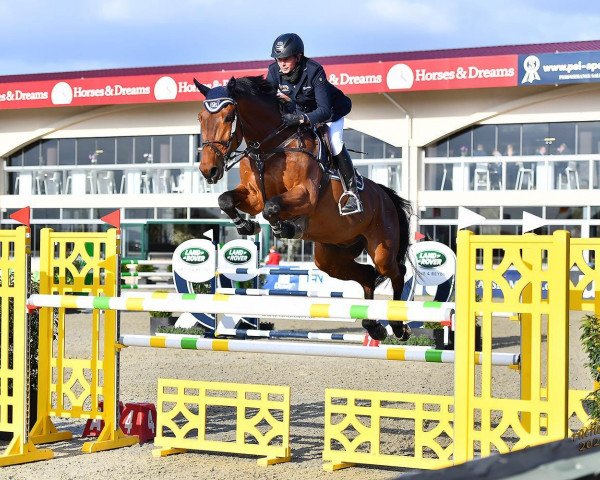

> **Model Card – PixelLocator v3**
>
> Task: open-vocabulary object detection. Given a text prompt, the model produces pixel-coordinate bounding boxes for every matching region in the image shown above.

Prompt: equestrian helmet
[271,33,304,59]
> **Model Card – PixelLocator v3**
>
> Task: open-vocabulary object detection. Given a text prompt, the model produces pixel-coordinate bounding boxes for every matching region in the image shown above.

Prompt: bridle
[200,97,242,170]
[201,95,312,171]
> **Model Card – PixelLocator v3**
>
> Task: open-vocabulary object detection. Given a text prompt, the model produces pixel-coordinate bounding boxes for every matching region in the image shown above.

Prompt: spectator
[264,245,281,265]
[474,144,487,156]
[556,142,571,155]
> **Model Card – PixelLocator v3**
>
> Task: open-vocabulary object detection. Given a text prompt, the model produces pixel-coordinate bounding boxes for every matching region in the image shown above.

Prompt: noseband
[201,97,241,168]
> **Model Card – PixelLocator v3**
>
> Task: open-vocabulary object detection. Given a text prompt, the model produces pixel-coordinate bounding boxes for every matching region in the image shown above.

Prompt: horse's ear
[193,78,210,97]
[227,76,236,94]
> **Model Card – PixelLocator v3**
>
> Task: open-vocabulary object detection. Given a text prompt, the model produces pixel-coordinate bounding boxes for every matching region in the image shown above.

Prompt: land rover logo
[416,250,446,268]
[180,248,209,264]
[224,247,251,264]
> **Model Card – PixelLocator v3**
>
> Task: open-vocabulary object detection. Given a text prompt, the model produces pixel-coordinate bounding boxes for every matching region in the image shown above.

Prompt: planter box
[150,316,177,335]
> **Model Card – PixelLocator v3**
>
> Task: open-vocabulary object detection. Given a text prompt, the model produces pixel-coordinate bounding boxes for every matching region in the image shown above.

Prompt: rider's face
[277,55,299,74]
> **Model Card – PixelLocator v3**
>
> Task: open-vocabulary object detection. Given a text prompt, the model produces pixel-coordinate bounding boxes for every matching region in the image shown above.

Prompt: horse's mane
[227,76,278,105]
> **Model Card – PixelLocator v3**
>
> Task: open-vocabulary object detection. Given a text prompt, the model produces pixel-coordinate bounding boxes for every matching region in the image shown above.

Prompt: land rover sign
[416,250,447,269]
[172,239,216,283]
[223,247,252,265]
[217,239,257,282]
[409,241,456,286]
[180,247,209,264]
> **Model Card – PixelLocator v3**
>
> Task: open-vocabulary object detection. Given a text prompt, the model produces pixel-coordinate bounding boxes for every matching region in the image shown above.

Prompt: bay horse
[194,76,412,340]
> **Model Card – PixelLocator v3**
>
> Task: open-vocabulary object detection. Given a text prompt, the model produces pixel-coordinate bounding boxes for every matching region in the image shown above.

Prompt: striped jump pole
[216,287,352,298]
[121,272,172,278]
[119,334,520,366]
[215,327,365,343]
[28,292,455,323]
[217,267,316,276]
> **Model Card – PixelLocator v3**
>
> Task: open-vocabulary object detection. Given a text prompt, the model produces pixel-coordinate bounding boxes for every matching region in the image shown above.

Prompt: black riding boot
[333,147,363,215]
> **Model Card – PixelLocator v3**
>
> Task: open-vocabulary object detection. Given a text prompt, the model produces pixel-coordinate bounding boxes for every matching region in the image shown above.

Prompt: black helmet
[271,33,304,59]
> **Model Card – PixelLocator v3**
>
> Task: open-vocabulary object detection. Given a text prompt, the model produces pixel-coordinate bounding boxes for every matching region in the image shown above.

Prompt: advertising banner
[519,51,600,86]
[0,54,519,110]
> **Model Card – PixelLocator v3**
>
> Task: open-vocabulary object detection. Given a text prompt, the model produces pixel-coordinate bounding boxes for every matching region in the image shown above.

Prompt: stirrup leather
[338,191,363,216]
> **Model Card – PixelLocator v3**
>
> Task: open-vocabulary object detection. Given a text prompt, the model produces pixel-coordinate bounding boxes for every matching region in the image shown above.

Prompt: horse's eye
[224,114,235,123]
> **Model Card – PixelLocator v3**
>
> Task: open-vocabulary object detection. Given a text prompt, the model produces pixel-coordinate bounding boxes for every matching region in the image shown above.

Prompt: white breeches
[325,117,345,156]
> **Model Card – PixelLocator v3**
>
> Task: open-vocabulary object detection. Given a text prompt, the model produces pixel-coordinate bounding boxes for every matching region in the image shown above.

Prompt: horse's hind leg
[367,238,411,341]
[313,243,387,340]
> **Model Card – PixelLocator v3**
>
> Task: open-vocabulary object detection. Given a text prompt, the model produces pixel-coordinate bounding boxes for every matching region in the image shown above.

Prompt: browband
[203,97,234,113]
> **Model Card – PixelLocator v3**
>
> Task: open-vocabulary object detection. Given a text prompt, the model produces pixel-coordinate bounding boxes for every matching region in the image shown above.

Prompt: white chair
[43,171,62,195]
[154,169,172,193]
[86,170,98,194]
[558,161,580,189]
[515,163,534,190]
[96,171,116,194]
[171,173,186,193]
[440,165,448,190]
[474,163,490,190]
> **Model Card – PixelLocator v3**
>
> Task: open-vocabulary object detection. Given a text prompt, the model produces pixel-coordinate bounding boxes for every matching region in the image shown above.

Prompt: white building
[2,39,600,257]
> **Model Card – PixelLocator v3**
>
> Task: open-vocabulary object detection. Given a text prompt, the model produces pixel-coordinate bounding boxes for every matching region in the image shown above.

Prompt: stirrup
[338,191,363,216]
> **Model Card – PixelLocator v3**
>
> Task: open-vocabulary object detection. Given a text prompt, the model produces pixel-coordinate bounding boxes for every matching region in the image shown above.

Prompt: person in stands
[266,33,361,215]
[264,245,281,266]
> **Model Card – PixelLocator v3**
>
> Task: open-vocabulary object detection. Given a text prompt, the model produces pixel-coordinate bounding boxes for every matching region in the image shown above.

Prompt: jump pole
[28,293,455,323]
[119,334,520,366]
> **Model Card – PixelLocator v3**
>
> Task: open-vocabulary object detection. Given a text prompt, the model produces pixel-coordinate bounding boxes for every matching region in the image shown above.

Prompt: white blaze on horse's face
[198,103,240,184]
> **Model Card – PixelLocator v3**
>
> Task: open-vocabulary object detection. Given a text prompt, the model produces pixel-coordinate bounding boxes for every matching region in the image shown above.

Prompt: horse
[193,75,412,340]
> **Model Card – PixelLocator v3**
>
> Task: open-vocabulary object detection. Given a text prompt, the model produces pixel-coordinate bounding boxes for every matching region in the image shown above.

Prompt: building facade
[2,40,600,257]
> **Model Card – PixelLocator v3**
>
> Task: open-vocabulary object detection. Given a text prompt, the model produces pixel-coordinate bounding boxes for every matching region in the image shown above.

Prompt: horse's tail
[375,184,413,286]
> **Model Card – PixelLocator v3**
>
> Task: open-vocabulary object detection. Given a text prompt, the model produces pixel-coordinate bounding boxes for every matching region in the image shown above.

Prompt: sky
[1,0,600,76]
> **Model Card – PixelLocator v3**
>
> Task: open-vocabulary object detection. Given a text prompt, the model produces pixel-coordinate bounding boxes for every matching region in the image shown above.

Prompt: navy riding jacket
[266,57,351,126]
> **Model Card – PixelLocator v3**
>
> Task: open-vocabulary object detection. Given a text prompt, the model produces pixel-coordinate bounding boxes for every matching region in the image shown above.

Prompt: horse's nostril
[209,167,219,180]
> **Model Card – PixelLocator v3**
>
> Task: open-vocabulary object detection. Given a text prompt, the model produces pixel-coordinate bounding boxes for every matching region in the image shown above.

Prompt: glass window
[384,143,401,159]
[363,135,383,159]
[116,137,134,164]
[425,140,448,157]
[172,135,189,163]
[157,208,187,219]
[77,138,96,165]
[448,130,471,157]
[95,208,118,219]
[9,149,23,167]
[63,209,91,219]
[135,137,152,164]
[471,206,500,219]
[58,139,76,165]
[31,208,60,219]
[344,129,362,160]
[420,207,458,219]
[472,125,496,156]
[503,206,543,219]
[41,139,59,166]
[548,123,575,155]
[96,138,116,164]
[124,208,154,219]
[577,122,600,154]
[23,142,40,166]
[154,135,171,163]
[522,124,549,155]
[498,124,521,156]
[546,206,583,219]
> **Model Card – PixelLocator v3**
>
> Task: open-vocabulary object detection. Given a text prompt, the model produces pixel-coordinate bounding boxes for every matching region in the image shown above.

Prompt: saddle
[313,125,364,191]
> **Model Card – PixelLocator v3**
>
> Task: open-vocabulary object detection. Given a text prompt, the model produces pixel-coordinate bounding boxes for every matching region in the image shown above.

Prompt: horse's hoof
[274,222,296,239]
[362,319,388,341]
[391,322,411,341]
[237,221,260,236]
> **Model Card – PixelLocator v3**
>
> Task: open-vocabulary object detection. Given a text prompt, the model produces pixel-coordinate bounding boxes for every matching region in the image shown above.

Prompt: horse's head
[194,78,244,183]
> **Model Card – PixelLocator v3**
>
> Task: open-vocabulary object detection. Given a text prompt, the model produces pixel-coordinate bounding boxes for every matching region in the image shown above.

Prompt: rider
[266,33,362,215]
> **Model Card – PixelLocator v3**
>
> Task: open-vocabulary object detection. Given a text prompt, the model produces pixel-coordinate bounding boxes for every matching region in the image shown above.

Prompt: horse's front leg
[218,184,263,236]
[262,185,315,239]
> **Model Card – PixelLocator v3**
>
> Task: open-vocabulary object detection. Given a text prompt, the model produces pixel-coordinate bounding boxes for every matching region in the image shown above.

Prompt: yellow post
[29,228,137,452]
[0,227,52,466]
